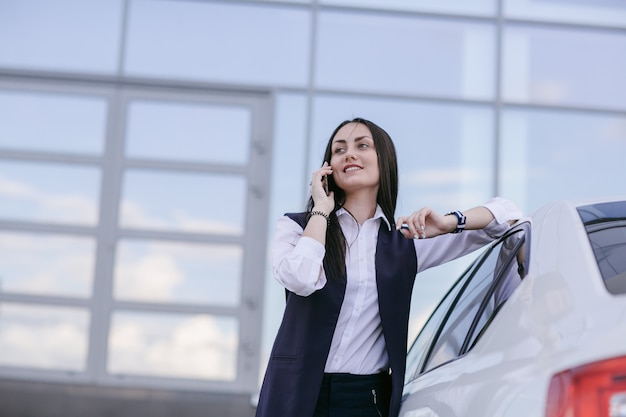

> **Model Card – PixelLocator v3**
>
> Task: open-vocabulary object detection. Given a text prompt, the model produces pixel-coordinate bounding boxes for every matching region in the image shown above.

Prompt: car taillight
[546,356,626,417]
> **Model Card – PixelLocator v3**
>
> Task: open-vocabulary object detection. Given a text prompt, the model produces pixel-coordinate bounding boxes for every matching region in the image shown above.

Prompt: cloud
[603,118,626,142]
[0,176,35,199]
[0,305,88,371]
[108,314,238,380]
[0,232,94,296]
[120,200,241,235]
[113,240,242,302]
[114,253,184,300]
[530,80,566,102]
[0,306,238,381]
[0,175,97,224]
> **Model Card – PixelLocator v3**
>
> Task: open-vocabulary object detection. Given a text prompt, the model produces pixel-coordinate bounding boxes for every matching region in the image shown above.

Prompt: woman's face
[329,122,380,194]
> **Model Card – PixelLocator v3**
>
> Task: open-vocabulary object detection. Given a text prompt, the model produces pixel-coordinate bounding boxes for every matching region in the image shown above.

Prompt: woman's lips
[343,165,362,173]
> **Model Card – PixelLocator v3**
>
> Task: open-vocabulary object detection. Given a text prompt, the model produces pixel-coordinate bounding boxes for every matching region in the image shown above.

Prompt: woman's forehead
[333,123,372,142]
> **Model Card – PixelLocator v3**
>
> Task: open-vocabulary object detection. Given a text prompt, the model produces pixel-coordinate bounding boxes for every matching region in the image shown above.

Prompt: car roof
[531,196,626,218]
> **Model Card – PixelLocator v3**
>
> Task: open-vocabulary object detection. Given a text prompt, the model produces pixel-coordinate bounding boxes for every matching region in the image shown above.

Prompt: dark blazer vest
[255,212,418,417]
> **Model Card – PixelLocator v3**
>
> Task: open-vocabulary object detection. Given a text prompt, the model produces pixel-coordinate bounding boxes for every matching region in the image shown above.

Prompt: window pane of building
[261,92,308,378]
[0,90,107,155]
[504,0,626,27]
[309,95,495,215]
[316,12,496,99]
[0,161,101,225]
[125,100,251,165]
[0,0,123,73]
[107,311,238,381]
[267,93,309,222]
[499,109,626,214]
[114,239,242,306]
[119,170,246,235]
[503,26,626,110]
[0,303,89,371]
[125,0,311,87]
[0,232,95,297]
[320,0,496,16]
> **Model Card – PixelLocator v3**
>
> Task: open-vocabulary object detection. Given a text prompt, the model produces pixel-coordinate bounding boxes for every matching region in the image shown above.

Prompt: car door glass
[464,229,528,351]
[405,267,468,383]
[423,228,528,373]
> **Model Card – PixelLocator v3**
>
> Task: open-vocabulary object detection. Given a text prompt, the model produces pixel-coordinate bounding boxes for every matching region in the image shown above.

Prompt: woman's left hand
[397,207,455,240]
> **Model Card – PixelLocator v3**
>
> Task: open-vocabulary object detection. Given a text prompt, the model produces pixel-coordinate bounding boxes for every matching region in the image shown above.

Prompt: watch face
[447,210,466,233]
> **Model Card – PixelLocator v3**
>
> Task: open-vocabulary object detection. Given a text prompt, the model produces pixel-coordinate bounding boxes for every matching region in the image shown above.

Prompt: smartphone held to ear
[322,175,330,196]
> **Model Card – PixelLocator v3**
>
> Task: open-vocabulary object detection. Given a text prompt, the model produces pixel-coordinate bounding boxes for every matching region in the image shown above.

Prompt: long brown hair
[306,118,399,279]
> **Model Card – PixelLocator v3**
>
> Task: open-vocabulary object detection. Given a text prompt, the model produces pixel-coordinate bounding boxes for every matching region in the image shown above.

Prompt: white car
[400,198,626,417]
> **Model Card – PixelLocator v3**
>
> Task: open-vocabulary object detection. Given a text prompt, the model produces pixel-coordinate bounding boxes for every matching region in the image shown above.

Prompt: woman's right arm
[272,216,327,296]
[302,161,335,245]
[274,163,335,296]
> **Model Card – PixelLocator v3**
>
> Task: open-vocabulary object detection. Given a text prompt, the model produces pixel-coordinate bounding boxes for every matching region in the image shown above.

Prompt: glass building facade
[0,0,625,414]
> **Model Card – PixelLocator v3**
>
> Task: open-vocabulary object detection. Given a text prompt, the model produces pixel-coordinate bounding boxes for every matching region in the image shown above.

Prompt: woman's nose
[344,148,358,160]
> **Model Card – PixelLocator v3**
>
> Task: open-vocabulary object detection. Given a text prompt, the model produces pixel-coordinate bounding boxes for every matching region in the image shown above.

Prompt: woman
[256,118,522,417]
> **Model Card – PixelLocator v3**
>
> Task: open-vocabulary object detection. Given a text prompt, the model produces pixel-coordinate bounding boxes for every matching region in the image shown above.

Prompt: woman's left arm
[397,197,521,239]
[397,197,523,272]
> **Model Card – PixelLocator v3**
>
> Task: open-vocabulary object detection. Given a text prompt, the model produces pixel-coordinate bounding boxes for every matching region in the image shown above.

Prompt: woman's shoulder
[284,212,308,227]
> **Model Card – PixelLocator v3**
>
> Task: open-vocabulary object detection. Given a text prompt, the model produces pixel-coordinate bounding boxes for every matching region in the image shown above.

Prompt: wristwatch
[446,210,466,234]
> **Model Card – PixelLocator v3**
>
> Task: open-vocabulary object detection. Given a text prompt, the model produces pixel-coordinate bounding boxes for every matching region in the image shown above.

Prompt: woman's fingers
[310,163,334,212]
[397,212,427,239]
[397,207,434,239]
[310,164,332,190]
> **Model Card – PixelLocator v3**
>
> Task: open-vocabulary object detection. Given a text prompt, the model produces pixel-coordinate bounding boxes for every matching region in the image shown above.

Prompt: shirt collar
[336,204,392,231]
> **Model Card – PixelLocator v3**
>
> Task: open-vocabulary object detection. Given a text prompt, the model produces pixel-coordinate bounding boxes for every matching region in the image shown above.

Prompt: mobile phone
[322,175,329,196]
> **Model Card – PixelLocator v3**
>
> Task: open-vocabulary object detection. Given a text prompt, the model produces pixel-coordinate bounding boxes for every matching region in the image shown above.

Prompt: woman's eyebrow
[332,136,372,145]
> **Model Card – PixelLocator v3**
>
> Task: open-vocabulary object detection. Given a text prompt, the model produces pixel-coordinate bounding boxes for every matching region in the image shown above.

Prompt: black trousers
[312,371,392,417]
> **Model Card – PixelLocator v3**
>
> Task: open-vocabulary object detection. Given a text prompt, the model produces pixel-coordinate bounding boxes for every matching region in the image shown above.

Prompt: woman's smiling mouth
[344,165,362,173]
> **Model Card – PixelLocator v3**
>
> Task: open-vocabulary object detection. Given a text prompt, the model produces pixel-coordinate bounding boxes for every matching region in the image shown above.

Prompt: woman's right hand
[310,162,335,214]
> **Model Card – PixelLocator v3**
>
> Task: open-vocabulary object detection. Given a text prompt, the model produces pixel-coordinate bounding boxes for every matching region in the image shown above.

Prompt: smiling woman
[256,118,522,417]
[329,123,381,197]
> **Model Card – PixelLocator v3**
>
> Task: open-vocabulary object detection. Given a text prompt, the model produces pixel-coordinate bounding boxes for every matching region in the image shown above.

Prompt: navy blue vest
[256,212,418,417]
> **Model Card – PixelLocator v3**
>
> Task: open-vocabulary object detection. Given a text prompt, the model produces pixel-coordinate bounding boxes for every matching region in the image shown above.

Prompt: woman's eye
[333,147,345,154]
[359,143,369,149]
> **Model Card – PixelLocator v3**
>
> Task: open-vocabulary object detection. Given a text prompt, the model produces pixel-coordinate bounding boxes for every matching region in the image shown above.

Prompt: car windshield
[577,200,626,295]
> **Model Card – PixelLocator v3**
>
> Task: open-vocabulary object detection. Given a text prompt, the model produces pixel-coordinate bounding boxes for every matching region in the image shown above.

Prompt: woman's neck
[343,192,377,225]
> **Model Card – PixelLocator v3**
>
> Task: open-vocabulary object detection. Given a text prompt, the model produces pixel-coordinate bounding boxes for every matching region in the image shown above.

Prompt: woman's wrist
[310,209,330,225]
[445,210,466,234]
[311,206,331,216]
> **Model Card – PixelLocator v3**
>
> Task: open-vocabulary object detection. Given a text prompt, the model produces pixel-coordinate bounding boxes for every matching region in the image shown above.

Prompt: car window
[404,264,469,384]
[463,228,528,352]
[422,226,528,373]
[577,201,626,295]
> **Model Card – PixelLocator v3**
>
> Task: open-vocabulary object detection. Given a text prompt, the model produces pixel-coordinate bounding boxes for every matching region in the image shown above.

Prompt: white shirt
[271,197,523,374]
